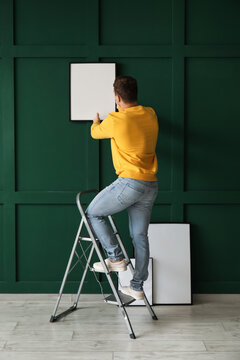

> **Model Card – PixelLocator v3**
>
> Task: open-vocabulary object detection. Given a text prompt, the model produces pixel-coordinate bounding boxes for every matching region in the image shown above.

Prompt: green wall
[0,0,240,294]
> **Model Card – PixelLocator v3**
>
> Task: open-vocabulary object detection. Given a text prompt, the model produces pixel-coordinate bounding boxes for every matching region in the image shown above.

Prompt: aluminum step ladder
[49,189,158,339]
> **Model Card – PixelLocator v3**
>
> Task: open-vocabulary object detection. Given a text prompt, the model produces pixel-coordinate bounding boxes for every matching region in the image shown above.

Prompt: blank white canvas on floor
[118,258,153,306]
[70,63,116,121]
[148,223,191,304]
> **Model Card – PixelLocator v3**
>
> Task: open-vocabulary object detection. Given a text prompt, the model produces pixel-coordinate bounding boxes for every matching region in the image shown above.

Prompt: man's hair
[113,75,138,103]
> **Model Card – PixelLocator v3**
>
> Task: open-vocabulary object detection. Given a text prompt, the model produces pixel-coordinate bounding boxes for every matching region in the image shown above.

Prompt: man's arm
[91,114,114,139]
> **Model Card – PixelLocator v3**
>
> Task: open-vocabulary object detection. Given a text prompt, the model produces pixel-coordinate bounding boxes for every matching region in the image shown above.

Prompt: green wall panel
[14,0,87,45]
[151,205,172,223]
[185,58,240,191]
[16,204,100,282]
[0,59,2,190]
[100,57,172,191]
[186,0,240,45]
[0,205,3,281]
[99,138,116,187]
[185,204,240,293]
[0,0,240,293]
[100,0,172,45]
[15,58,88,191]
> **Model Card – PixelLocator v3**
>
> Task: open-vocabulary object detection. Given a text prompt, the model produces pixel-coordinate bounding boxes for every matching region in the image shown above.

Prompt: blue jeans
[85,176,158,291]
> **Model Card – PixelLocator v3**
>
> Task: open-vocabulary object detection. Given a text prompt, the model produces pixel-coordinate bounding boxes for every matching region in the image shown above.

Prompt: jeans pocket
[117,183,145,205]
[126,182,145,194]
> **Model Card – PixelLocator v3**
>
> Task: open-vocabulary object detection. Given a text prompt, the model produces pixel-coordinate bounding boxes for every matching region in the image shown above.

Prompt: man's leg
[85,177,145,261]
[127,183,158,291]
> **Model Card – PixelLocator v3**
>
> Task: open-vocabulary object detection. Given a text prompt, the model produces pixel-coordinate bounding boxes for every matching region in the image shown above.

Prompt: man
[85,75,158,300]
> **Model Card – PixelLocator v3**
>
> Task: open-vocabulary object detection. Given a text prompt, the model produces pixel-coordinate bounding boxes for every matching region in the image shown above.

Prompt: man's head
[113,75,138,109]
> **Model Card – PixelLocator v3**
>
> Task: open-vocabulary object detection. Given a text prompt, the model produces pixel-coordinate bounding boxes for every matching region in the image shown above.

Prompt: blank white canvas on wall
[148,223,191,304]
[70,62,116,121]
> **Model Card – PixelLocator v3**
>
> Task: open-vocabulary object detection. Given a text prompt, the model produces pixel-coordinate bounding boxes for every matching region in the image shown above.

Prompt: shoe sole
[120,287,144,300]
[93,266,127,273]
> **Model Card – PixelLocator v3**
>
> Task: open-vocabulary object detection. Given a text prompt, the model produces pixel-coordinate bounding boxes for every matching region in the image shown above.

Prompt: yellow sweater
[91,105,158,181]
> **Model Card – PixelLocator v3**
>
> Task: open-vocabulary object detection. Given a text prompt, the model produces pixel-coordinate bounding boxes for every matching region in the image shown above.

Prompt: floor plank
[0,351,112,360]
[0,294,239,360]
[114,352,240,360]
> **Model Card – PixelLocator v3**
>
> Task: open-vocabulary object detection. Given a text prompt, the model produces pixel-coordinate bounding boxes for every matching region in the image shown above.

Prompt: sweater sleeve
[91,115,115,139]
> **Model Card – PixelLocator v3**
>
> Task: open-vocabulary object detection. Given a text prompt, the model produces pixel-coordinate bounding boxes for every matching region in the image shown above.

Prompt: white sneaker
[119,285,144,300]
[93,258,127,273]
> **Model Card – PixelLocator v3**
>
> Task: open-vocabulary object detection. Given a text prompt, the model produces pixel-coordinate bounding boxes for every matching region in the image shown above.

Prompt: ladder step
[104,291,136,306]
[78,236,99,242]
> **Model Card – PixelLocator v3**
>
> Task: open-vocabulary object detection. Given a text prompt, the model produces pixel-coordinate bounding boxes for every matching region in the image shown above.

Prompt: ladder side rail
[143,294,158,319]
[73,243,95,307]
[77,194,126,303]
[76,193,113,278]
[76,192,136,338]
[51,217,84,319]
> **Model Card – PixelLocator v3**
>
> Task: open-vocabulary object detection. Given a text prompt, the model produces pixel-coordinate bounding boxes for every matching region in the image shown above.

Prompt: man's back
[113,105,158,152]
[91,104,159,181]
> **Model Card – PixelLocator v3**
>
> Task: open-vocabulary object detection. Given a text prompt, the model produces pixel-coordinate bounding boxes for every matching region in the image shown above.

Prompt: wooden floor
[0,293,240,359]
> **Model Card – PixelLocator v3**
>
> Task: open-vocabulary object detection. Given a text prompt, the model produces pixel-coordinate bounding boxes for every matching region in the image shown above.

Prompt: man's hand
[93,112,100,123]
